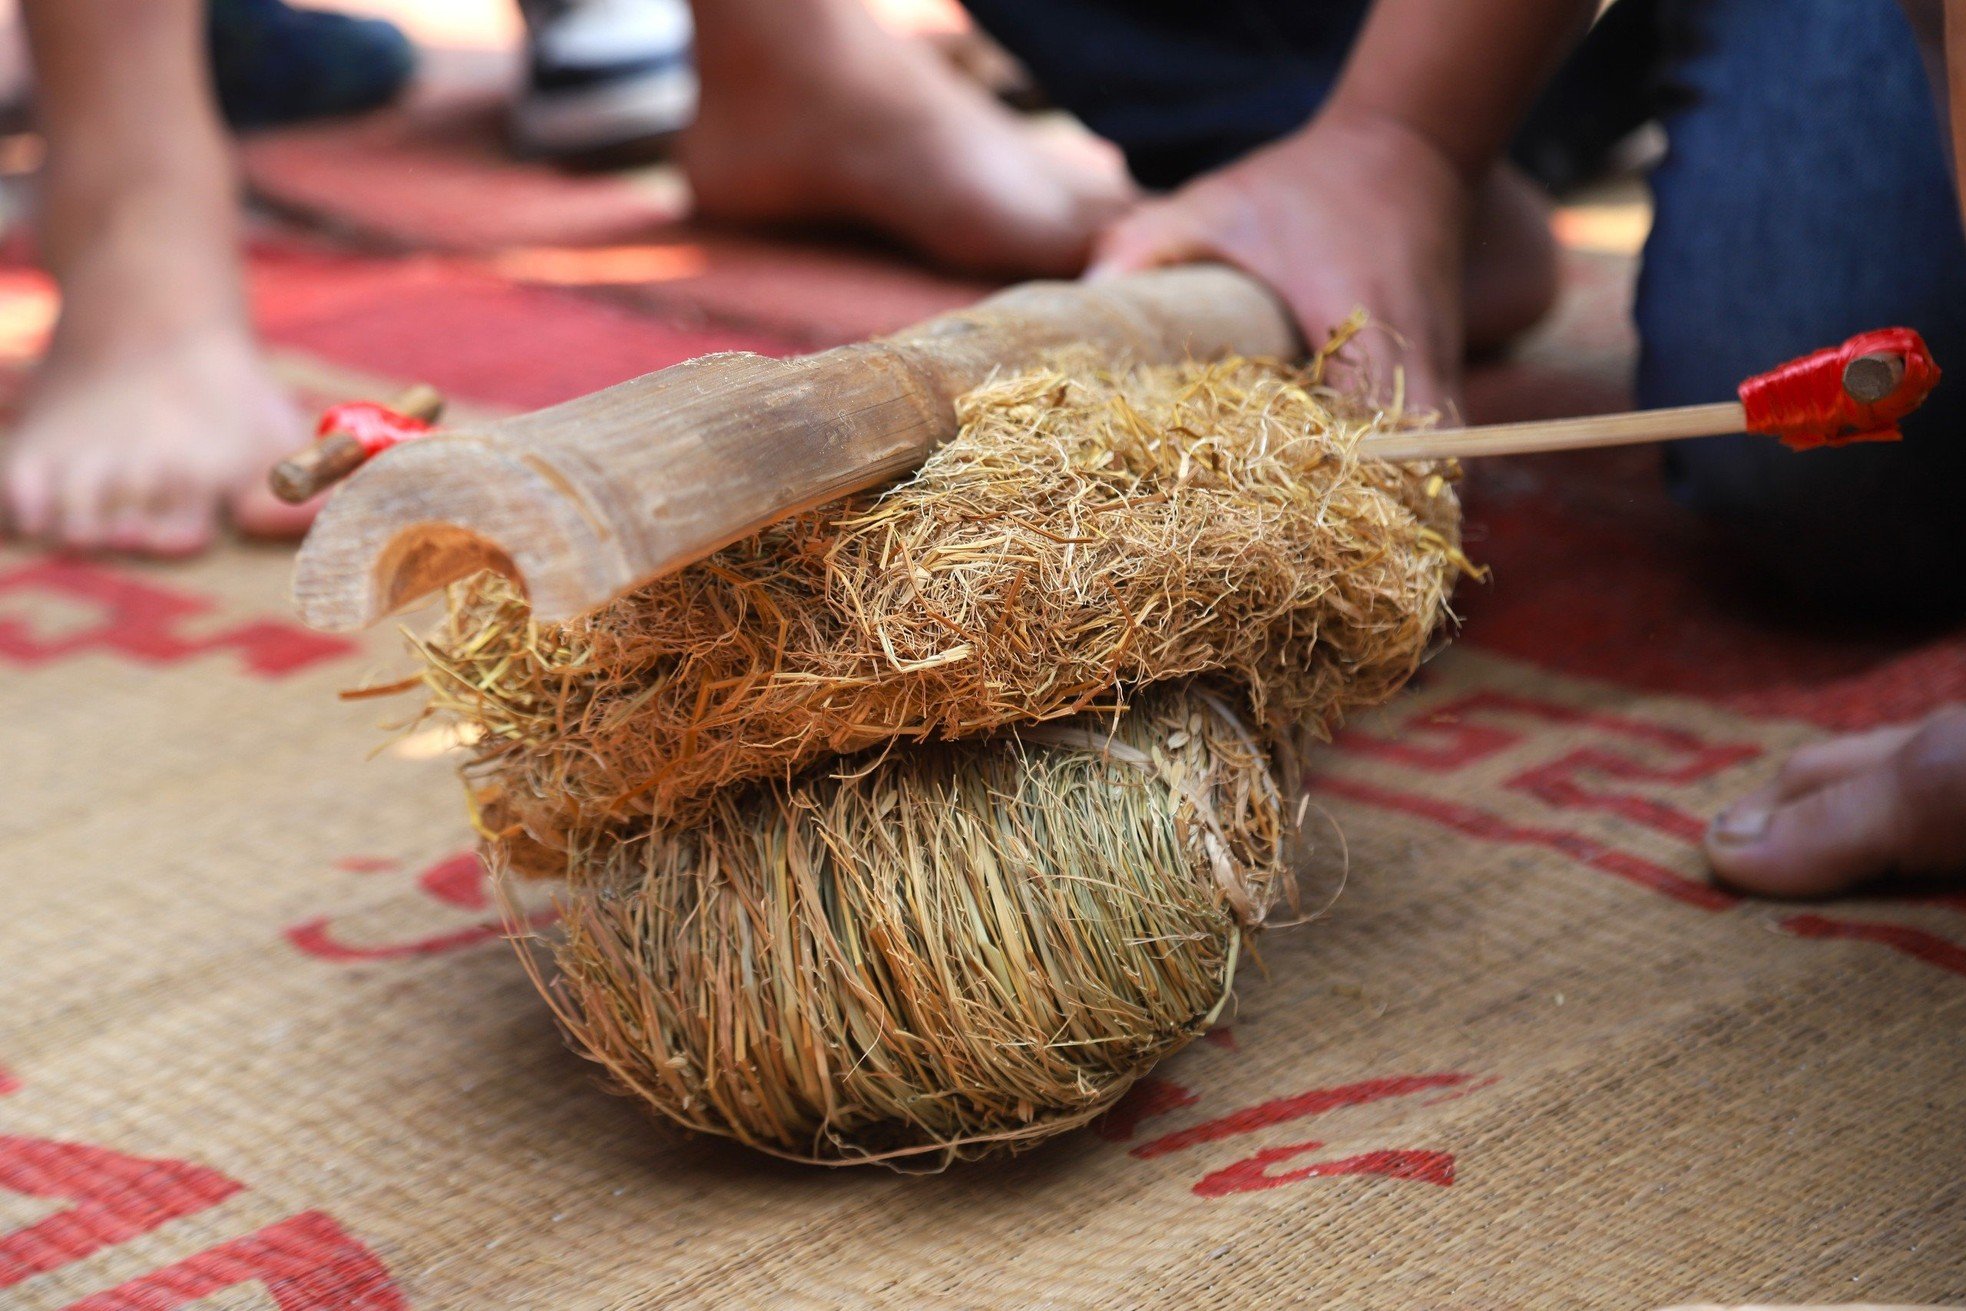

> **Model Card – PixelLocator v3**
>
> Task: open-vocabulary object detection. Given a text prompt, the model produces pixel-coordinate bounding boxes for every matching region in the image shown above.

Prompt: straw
[523,684,1291,1166]
[419,356,1471,874]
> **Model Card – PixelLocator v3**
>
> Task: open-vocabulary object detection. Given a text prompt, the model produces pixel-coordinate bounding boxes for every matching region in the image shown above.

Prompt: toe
[229,479,321,540]
[2,452,57,539]
[144,502,221,558]
[103,505,156,554]
[1706,765,1908,898]
[51,455,119,552]
[1707,711,1966,897]
[136,477,221,558]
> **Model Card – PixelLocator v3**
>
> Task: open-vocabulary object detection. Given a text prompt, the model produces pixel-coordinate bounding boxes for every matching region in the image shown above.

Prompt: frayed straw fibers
[421,355,1469,1163]
[423,357,1469,874]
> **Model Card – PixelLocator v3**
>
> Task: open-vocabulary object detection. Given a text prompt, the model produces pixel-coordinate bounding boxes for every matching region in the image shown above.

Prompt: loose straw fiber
[423,357,1470,873]
[524,684,1292,1166]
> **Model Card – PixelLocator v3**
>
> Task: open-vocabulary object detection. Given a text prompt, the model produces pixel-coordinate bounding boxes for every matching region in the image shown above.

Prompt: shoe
[208,0,416,132]
[513,0,698,159]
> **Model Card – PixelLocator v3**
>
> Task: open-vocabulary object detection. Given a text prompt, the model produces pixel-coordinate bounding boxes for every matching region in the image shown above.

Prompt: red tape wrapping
[1737,327,1940,451]
[315,401,435,458]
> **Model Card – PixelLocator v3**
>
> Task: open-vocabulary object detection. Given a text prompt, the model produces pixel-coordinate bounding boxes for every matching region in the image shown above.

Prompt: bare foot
[1705,707,1966,897]
[4,328,312,555]
[3,149,318,557]
[677,0,1136,277]
[3,219,313,556]
[5,0,314,556]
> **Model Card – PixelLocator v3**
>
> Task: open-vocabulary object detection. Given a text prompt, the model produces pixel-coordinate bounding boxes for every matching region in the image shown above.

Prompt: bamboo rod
[1362,401,1747,462]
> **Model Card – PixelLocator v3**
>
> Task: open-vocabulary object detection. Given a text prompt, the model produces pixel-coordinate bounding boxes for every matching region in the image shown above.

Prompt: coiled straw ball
[520,685,1294,1166]
[421,355,1468,1165]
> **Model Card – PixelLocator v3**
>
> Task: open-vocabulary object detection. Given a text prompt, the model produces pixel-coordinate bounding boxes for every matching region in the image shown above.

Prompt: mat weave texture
[2,134,1963,1304]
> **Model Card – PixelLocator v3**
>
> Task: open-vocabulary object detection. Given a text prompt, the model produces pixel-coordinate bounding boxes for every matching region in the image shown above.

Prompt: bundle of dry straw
[424,357,1469,874]
[531,684,1291,1165]
[417,354,1470,1164]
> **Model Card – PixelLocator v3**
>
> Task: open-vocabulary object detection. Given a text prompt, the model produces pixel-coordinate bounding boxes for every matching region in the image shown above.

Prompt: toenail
[1709,805,1771,844]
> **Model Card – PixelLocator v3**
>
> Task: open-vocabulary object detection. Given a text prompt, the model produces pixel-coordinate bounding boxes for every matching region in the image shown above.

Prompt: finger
[1324,322,1406,411]
[1707,711,1966,896]
[1342,312,1457,417]
[1771,724,1922,803]
[1085,203,1213,281]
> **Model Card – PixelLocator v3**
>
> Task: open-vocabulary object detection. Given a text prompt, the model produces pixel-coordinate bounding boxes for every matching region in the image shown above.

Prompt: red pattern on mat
[0,557,355,678]
[1106,1071,1489,1199]
[1781,911,1966,978]
[1336,690,1761,843]
[1318,775,1738,910]
[1327,690,1757,910]
[1192,1144,1456,1197]
[286,849,559,964]
[61,1210,406,1311]
[0,1136,243,1285]
[1458,449,1966,730]
[0,1088,405,1308]
[1320,691,1966,980]
[1131,1075,1472,1160]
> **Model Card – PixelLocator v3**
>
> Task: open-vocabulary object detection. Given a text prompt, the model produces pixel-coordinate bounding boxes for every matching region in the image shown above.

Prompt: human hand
[1088,109,1478,417]
[1706,707,1966,896]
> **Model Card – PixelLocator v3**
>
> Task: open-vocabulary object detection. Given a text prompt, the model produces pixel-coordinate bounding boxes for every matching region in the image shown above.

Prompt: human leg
[4,0,311,554]
[1637,0,1966,618]
[961,0,1582,354]
[675,0,1136,277]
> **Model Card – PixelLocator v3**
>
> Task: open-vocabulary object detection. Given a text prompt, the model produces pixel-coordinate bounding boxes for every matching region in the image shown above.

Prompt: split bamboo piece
[292,265,1296,632]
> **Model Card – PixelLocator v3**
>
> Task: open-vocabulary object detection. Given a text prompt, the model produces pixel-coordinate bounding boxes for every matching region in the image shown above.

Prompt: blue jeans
[961,0,1966,616]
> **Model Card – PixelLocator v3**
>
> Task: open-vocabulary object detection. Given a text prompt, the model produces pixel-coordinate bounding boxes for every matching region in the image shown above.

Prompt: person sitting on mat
[0,0,1133,558]
[0,0,1960,895]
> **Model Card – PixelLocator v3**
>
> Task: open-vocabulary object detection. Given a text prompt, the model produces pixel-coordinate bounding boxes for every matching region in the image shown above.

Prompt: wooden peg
[270,384,446,505]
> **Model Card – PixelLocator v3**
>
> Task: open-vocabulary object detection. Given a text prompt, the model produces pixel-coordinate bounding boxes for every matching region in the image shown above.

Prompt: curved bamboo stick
[292,265,1296,632]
